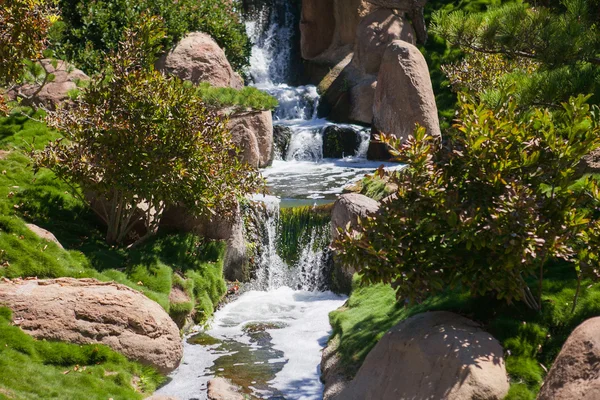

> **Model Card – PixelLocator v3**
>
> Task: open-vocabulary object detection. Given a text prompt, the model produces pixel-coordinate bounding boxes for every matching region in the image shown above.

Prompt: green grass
[0,307,162,399]
[330,262,600,398]
[196,82,278,111]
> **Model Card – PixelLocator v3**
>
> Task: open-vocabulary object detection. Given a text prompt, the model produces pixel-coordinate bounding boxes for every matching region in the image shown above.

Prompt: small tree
[32,19,262,245]
[333,93,600,311]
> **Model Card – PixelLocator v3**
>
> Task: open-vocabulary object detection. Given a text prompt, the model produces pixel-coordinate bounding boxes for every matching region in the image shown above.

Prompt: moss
[197,83,278,111]
[0,307,162,399]
[330,262,600,398]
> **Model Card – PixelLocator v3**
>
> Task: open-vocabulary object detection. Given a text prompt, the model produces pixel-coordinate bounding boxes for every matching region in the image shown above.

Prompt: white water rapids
[156,1,399,398]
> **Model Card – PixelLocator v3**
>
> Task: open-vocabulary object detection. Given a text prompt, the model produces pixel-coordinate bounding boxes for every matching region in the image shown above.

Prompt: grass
[330,262,600,399]
[196,82,278,111]
[0,307,162,399]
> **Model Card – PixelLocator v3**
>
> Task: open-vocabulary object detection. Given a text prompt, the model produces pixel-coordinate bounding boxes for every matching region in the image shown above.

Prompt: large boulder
[227,110,274,168]
[0,278,182,374]
[334,311,510,400]
[353,9,416,75]
[331,193,380,241]
[9,59,88,109]
[538,316,600,399]
[348,75,377,124]
[157,32,243,89]
[365,0,428,44]
[300,0,336,60]
[330,193,380,292]
[369,40,441,160]
[25,223,63,249]
[322,126,363,158]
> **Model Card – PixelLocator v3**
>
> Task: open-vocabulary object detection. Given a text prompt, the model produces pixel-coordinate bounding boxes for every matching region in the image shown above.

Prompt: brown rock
[9,59,88,109]
[25,223,63,249]
[335,311,510,400]
[370,40,441,159]
[353,9,416,75]
[207,377,244,400]
[538,316,600,400]
[146,396,180,400]
[300,0,336,60]
[227,110,274,168]
[0,278,182,374]
[349,75,377,124]
[157,32,243,89]
[364,0,428,43]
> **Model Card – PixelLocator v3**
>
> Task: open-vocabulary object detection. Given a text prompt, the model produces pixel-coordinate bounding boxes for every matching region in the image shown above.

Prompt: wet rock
[157,32,243,89]
[8,59,88,109]
[273,125,292,159]
[0,278,182,374]
[370,40,441,160]
[334,311,509,400]
[322,126,363,158]
[538,316,600,400]
[207,377,245,400]
[25,223,63,249]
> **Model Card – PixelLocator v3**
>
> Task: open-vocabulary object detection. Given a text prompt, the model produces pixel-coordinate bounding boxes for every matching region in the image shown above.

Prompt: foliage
[52,0,251,74]
[0,0,52,86]
[0,306,162,399]
[431,0,600,106]
[330,264,600,398]
[0,110,227,324]
[333,93,600,311]
[197,83,278,111]
[33,22,262,245]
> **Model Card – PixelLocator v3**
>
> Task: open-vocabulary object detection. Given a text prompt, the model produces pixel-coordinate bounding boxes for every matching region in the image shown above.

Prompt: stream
[156,1,397,398]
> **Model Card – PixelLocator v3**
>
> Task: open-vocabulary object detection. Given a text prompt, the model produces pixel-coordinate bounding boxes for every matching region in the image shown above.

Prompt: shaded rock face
[538,317,600,400]
[157,32,243,89]
[9,59,88,109]
[369,40,441,159]
[300,0,336,59]
[227,110,274,168]
[349,75,377,124]
[330,193,380,292]
[273,125,292,159]
[207,377,245,400]
[334,311,510,400]
[322,126,363,158]
[365,0,428,44]
[0,278,182,374]
[321,335,351,400]
[353,9,416,75]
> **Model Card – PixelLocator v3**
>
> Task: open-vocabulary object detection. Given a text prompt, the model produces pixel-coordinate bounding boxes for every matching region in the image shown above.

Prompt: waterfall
[249,195,332,292]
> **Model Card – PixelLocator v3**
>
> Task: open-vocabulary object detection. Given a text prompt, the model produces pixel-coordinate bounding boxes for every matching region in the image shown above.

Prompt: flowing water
[156,2,399,398]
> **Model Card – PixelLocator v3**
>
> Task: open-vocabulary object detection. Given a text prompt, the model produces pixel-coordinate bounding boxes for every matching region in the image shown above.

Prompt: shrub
[52,0,251,74]
[333,93,600,311]
[32,20,262,245]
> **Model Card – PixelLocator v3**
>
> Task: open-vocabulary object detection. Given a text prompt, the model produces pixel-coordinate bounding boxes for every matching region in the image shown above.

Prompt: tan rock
[331,193,380,242]
[321,335,351,400]
[9,59,88,109]
[207,377,244,400]
[331,193,380,292]
[25,223,63,249]
[157,32,243,89]
[353,9,416,75]
[0,278,182,374]
[365,0,428,43]
[227,110,274,168]
[300,0,336,60]
[335,311,510,400]
[146,396,180,400]
[370,40,441,159]
[538,316,600,400]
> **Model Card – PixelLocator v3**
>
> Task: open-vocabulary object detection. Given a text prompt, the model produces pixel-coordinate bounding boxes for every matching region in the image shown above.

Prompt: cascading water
[156,2,395,399]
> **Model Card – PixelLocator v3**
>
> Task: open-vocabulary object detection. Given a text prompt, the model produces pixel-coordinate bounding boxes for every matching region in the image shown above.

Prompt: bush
[52,0,251,74]
[33,21,261,245]
[333,93,600,311]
